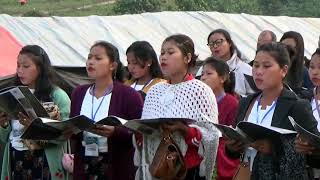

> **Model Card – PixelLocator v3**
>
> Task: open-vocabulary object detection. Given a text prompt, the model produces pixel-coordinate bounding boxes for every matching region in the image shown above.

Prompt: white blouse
[310,97,320,177]
[80,87,112,154]
[244,98,277,170]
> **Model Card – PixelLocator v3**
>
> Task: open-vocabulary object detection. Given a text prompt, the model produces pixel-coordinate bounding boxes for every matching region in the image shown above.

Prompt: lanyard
[91,84,113,121]
[216,92,226,103]
[256,95,277,124]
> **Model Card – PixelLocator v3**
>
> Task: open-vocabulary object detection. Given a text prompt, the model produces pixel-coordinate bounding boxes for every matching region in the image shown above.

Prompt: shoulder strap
[313,87,320,120]
[243,96,259,122]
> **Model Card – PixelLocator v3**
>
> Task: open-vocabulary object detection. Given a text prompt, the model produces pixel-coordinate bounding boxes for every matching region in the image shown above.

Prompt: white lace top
[134,79,219,179]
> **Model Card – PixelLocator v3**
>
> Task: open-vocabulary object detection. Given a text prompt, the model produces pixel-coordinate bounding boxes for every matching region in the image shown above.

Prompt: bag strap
[62,140,71,154]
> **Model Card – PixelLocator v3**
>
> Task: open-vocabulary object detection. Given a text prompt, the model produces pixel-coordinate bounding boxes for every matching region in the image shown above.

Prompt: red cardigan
[216,94,240,180]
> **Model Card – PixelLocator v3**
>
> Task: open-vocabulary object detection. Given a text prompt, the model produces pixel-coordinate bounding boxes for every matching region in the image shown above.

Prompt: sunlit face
[126,52,150,80]
[86,45,115,79]
[309,54,320,86]
[159,40,188,79]
[208,33,231,60]
[200,64,224,92]
[16,54,39,88]
[253,51,287,91]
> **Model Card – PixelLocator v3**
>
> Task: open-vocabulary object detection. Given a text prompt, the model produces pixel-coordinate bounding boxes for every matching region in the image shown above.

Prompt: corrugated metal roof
[0,11,319,67]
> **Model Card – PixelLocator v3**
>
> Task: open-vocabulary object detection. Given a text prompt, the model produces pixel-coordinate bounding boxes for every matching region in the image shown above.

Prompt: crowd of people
[0,29,319,180]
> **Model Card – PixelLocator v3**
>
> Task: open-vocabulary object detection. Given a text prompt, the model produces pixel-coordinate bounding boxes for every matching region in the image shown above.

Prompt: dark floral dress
[10,146,51,180]
[83,153,109,180]
[251,135,310,180]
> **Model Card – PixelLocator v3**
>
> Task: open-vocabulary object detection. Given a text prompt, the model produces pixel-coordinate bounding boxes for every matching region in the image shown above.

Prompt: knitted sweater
[134,79,219,179]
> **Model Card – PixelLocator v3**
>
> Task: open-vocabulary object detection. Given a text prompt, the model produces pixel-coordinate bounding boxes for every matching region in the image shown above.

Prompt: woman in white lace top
[134,34,219,180]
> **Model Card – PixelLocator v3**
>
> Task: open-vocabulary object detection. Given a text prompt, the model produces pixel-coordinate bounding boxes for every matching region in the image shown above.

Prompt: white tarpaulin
[0,11,319,66]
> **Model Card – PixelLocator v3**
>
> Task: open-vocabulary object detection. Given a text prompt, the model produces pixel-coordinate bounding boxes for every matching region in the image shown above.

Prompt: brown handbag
[232,161,251,180]
[149,130,187,180]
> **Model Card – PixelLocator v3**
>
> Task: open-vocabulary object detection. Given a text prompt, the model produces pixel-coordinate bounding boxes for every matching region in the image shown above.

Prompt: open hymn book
[289,116,320,149]
[0,86,50,120]
[213,120,296,144]
[21,115,196,140]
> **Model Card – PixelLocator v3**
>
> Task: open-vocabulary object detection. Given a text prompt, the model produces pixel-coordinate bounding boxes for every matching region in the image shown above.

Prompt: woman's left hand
[162,122,188,136]
[251,139,273,155]
[91,125,115,137]
[18,112,32,126]
[294,134,318,155]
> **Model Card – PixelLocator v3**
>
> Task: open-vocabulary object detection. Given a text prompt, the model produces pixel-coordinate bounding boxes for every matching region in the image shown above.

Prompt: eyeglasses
[207,39,226,48]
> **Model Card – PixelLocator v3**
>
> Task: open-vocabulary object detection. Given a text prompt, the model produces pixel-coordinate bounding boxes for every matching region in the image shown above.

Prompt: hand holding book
[161,121,189,136]
[294,134,316,155]
[0,112,9,128]
[91,125,115,137]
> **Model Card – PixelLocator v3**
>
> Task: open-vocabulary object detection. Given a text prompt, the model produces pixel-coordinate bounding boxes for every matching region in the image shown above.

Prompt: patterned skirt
[10,146,52,180]
[84,153,109,180]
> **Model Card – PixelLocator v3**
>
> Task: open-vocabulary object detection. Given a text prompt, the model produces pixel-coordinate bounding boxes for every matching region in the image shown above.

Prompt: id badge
[84,136,99,157]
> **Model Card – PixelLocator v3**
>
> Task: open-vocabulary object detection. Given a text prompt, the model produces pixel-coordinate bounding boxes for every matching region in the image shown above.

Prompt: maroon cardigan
[70,82,143,180]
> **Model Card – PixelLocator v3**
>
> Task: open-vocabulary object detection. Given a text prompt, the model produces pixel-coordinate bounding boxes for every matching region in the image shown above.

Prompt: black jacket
[226,88,320,167]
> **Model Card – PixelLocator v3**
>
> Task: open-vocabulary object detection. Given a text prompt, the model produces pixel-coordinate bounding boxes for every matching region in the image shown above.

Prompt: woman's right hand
[225,138,246,153]
[0,112,9,128]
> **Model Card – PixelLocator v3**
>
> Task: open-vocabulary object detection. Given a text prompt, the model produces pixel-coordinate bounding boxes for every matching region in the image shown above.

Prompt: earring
[147,64,151,67]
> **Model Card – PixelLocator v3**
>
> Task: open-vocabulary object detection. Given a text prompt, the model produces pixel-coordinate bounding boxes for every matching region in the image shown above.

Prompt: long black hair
[203,57,235,94]
[126,41,162,79]
[280,31,304,89]
[14,45,56,102]
[90,41,124,83]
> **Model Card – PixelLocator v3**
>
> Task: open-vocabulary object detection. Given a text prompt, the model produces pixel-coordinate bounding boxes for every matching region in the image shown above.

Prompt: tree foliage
[113,0,320,17]
[113,0,162,14]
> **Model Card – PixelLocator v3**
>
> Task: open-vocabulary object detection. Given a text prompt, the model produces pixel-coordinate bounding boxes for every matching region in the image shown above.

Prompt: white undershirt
[130,79,154,91]
[131,83,144,91]
[80,88,112,153]
[9,88,35,151]
[244,99,276,170]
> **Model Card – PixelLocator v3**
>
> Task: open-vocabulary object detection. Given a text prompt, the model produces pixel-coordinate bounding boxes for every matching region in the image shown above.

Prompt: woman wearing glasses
[207,29,255,97]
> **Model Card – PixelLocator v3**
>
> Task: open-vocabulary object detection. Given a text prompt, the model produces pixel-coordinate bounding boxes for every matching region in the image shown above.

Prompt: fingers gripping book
[289,116,320,149]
